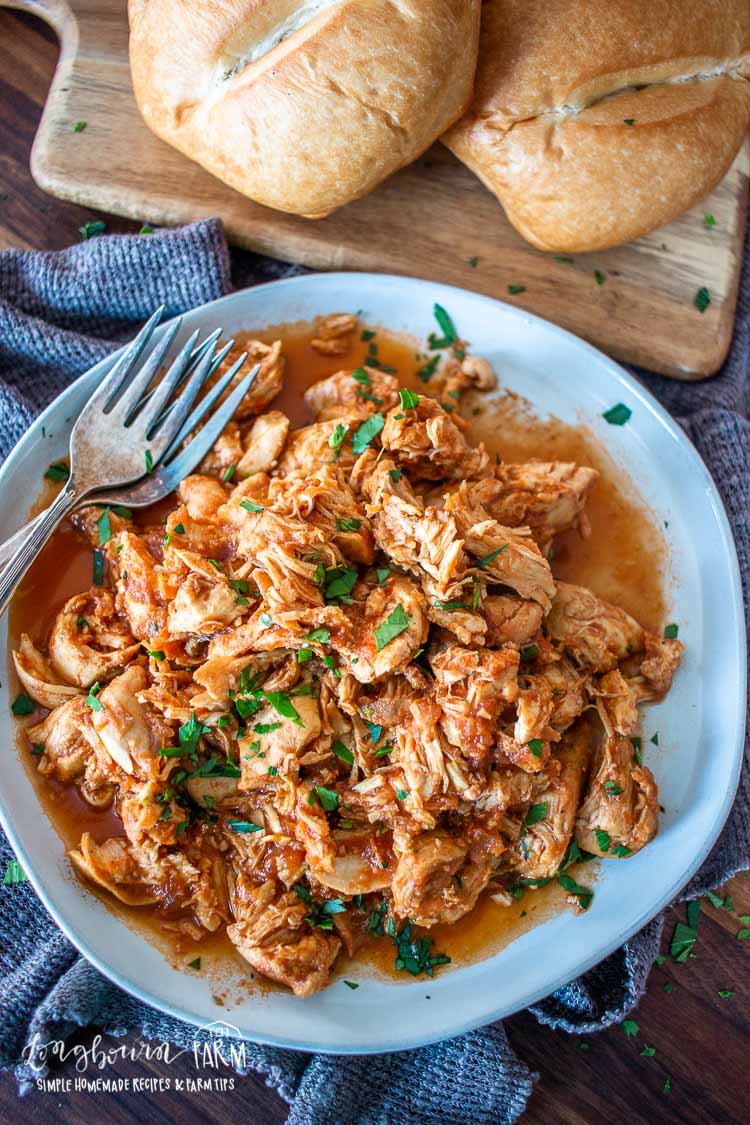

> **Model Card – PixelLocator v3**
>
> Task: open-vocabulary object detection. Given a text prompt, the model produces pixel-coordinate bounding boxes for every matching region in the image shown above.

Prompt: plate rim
[0,270,745,1055]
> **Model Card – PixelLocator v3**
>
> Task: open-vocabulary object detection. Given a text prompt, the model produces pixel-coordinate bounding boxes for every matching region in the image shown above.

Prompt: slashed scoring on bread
[128,0,481,218]
[443,0,750,251]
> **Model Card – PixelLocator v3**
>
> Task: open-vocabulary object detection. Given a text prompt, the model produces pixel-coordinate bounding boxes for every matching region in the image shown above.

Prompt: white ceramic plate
[0,273,745,1053]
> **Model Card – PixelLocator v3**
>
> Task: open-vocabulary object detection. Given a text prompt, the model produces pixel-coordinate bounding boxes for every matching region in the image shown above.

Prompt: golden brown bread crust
[443,0,750,252]
[128,0,481,219]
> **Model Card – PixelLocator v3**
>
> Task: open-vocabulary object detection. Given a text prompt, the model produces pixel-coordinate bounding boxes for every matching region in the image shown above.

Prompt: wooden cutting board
[6,0,749,379]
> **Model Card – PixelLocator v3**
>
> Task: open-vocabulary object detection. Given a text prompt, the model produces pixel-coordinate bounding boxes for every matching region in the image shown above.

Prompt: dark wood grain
[0,9,749,1123]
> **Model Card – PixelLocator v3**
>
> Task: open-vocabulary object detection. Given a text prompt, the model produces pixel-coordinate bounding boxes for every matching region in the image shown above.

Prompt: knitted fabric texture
[0,219,747,1124]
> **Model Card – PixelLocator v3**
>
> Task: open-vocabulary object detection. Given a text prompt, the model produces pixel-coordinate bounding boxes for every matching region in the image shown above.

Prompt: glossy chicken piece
[394,695,485,807]
[465,461,598,548]
[483,595,544,646]
[312,827,392,896]
[304,367,400,420]
[381,394,489,480]
[575,730,658,858]
[166,549,244,637]
[69,833,162,906]
[177,474,228,522]
[48,588,141,688]
[267,465,374,566]
[198,420,245,476]
[309,312,358,356]
[546,582,644,671]
[236,410,290,478]
[90,665,163,776]
[431,641,519,768]
[231,339,283,420]
[238,696,321,788]
[28,696,97,783]
[226,878,340,997]
[113,532,168,642]
[635,634,684,700]
[507,719,593,880]
[275,413,362,478]
[338,574,428,684]
[12,633,82,709]
[391,830,492,926]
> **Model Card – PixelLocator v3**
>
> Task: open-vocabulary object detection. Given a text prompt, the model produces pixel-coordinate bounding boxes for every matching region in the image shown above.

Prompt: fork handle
[0,511,44,570]
[0,486,80,618]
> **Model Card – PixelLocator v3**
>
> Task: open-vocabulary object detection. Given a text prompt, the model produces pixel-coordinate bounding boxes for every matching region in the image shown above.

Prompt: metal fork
[0,309,257,617]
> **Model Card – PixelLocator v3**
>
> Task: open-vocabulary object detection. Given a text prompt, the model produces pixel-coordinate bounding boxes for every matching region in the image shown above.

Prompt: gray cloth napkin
[0,219,747,1123]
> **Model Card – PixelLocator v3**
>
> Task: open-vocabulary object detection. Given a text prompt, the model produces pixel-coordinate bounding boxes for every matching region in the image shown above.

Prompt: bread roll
[443,0,750,252]
[129,0,481,219]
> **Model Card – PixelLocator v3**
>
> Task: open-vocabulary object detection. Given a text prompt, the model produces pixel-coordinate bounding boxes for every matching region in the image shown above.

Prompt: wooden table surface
[1,10,748,1124]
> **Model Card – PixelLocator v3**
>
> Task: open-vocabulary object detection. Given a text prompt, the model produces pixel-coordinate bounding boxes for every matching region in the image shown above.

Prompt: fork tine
[82,306,165,416]
[146,341,223,451]
[130,327,201,432]
[162,353,253,462]
[106,317,184,424]
[162,362,259,481]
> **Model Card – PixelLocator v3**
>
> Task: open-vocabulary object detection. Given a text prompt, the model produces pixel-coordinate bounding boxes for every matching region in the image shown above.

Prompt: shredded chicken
[11,313,681,997]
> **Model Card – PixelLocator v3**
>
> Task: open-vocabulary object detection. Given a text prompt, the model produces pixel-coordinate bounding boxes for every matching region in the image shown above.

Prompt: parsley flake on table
[640,1045,656,1057]
[374,604,411,651]
[621,1019,639,1039]
[351,413,384,454]
[79,220,106,240]
[602,402,632,426]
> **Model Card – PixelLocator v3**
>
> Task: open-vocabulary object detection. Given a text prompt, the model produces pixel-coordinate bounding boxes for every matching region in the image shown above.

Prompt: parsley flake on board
[602,402,632,426]
[669,901,700,961]
[44,461,69,483]
[623,118,635,126]
[468,256,478,268]
[555,256,575,264]
[351,413,384,454]
[694,286,711,314]
[3,860,28,885]
[374,604,411,651]
[508,284,526,295]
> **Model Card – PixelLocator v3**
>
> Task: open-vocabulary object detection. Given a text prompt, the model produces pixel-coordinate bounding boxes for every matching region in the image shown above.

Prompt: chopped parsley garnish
[11,692,35,717]
[351,368,370,385]
[147,649,166,661]
[602,403,632,426]
[332,741,354,765]
[336,517,362,532]
[434,598,466,612]
[260,611,273,627]
[361,329,376,342]
[315,785,339,812]
[3,860,28,885]
[187,957,201,970]
[329,422,350,460]
[307,627,331,644]
[640,1045,656,1057]
[351,413,384,455]
[428,303,458,349]
[173,522,185,535]
[297,648,312,664]
[392,918,451,977]
[663,1077,671,1095]
[718,990,734,999]
[267,766,278,777]
[230,578,250,598]
[97,507,112,545]
[508,284,526,295]
[366,720,383,743]
[416,354,440,383]
[612,844,632,858]
[670,901,700,961]
[343,980,359,990]
[85,682,104,711]
[223,464,236,482]
[520,644,538,661]
[475,544,508,568]
[376,567,391,585]
[694,286,711,314]
[395,790,409,801]
[557,872,593,910]
[399,387,420,411]
[92,549,105,586]
[144,448,153,473]
[228,820,262,834]
[265,690,303,727]
[240,499,264,514]
[632,736,642,764]
[528,738,543,758]
[595,828,611,852]
[663,623,679,639]
[324,565,358,604]
[374,604,411,651]
[705,890,733,911]
[79,220,106,240]
[623,118,635,126]
[44,461,69,483]
[254,721,281,734]
[621,1019,639,1038]
[524,802,548,827]
[604,780,624,795]
[179,712,211,757]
